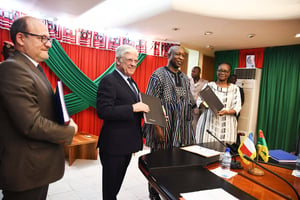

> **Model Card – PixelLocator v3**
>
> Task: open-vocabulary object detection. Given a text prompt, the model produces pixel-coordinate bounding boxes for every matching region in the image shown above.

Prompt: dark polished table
[139,142,300,200]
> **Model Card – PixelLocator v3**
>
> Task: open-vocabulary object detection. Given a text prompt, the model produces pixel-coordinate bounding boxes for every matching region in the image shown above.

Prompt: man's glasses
[20,31,52,44]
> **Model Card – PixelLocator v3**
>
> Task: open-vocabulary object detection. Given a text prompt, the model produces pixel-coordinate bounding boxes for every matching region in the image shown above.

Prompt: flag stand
[248,156,264,176]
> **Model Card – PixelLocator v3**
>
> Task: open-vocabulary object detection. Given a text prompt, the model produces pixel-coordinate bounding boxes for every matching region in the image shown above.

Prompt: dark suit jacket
[96,70,143,155]
[0,52,74,191]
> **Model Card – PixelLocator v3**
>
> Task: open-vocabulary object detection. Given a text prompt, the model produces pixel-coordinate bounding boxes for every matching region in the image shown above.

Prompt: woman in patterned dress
[196,62,242,144]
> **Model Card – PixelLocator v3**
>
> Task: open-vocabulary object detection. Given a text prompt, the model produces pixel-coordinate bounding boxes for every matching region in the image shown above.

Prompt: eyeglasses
[20,31,52,44]
[217,70,230,73]
[123,57,139,64]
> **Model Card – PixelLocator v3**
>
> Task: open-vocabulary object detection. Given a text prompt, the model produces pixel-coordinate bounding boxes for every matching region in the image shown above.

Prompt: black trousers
[100,150,131,200]
[2,185,49,200]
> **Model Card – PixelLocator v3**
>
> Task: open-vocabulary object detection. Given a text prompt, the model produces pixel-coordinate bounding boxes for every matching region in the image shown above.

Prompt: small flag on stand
[257,129,269,163]
[238,132,257,165]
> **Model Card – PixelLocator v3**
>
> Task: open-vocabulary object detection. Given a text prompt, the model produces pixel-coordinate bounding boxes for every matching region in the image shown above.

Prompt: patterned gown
[143,67,196,150]
[195,82,241,144]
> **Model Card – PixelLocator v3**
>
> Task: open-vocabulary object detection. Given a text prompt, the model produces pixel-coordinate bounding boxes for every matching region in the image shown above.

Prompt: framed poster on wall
[246,55,255,68]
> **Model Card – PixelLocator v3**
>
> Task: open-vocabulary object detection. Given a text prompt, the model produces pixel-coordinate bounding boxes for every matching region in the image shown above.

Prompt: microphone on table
[243,155,300,200]
[206,130,243,169]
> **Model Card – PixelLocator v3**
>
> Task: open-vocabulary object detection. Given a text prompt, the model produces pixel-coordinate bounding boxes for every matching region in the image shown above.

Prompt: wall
[185,48,199,78]
[202,55,215,81]
[183,47,215,81]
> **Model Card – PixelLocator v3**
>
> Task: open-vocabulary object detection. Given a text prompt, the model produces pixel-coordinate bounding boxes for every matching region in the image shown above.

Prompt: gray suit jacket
[0,51,74,191]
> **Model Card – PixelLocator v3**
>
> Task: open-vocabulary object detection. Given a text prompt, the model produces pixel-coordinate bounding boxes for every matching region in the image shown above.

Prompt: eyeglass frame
[20,31,52,44]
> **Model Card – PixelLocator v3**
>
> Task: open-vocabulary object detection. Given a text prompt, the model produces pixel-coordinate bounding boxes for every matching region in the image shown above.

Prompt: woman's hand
[218,109,236,116]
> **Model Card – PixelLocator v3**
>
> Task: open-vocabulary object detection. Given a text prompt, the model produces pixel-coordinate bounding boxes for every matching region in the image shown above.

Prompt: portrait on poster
[246,55,255,68]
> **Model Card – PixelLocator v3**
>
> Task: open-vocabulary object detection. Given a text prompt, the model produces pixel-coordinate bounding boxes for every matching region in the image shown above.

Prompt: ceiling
[3,0,300,56]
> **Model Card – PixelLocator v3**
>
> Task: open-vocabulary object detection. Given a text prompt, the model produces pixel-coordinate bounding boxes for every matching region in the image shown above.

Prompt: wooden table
[207,159,300,200]
[64,132,99,166]
[139,145,300,200]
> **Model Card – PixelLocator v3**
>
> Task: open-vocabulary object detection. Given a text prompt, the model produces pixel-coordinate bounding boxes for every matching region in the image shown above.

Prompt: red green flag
[257,130,269,163]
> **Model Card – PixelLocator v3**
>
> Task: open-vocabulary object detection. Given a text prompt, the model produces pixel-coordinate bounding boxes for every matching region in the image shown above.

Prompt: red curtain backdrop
[0,28,168,135]
[238,48,265,68]
[43,43,116,136]
[132,55,168,93]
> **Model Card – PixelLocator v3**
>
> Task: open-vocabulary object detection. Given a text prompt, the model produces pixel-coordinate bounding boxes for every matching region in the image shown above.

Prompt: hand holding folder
[199,86,224,115]
[139,93,166,127]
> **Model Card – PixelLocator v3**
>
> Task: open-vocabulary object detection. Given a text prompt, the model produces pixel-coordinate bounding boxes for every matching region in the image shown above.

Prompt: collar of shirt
[115,68,130,81]
[20,52,39,67]
[115,68,132,84]
[115,68,139,92]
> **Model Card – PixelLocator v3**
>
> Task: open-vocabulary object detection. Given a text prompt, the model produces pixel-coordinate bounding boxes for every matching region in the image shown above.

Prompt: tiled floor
[0,146,151,200]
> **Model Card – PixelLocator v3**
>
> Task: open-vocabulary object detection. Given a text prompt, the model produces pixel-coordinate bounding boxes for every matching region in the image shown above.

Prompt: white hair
[115,45,138,58]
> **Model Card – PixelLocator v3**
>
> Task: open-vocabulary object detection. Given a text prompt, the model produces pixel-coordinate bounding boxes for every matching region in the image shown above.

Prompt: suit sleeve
[0,61,74,144]
[96,75,135,121]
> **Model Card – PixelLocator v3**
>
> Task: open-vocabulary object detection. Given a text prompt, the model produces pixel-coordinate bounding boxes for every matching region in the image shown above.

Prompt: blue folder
[269,149,297,163]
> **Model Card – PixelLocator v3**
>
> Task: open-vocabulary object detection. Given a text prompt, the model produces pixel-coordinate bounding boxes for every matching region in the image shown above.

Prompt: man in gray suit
[0,16,78,200]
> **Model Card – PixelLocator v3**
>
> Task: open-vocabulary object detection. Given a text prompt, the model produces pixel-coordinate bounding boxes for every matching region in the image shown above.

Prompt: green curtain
[256,45,300,152]
[214,50,239,80]
[45,39,147,115]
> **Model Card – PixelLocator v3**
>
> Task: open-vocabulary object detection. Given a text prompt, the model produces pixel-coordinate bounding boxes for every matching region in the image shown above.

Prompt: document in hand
[139,93,166,127]
[55,81,70,125]
[200,85,224,115]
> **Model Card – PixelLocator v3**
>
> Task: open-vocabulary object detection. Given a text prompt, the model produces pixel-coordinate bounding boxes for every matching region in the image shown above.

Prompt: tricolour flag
[78,29,92,46]
[238,132,257,165]
[46,20,62,41]
[151,41,160,56]
[160,42,178,57]
[62,27,77,44]
[0,9,21,30]
[93,32,106,49]
[107,36,121,50]
[257,129,269,163]
[135,39,147,53]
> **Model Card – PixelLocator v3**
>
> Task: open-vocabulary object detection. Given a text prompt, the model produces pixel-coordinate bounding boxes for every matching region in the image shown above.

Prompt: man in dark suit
[96,45,149,200]
[0,16,78,200]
